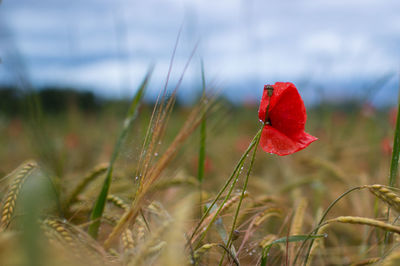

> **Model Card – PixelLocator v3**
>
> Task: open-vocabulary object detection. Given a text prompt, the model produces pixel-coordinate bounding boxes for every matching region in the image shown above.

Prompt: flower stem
[188,127,263,246]
[294,186,364,265]
[389,90,400,187]
[384,90,400,246]
[219,126,262,265]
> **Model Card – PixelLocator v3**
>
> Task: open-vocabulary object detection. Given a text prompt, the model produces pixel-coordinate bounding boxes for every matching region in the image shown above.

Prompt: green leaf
[197,59,206,184]
[88,67,153,239]
[389,90,400,187]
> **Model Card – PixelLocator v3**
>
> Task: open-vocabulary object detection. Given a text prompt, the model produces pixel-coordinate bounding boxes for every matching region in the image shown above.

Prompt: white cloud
[1,0,399,103]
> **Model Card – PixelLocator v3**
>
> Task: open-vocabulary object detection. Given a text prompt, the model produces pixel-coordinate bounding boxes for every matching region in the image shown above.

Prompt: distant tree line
[0,87,101,116]
[0,86,382,117]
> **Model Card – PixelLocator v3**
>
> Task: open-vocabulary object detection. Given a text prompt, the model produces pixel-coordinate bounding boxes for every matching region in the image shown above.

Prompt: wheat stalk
[366,184,400,213]
[121,229,134,251]
[127,221,170,265]
[254,207,282,227]
[104,100,212,248]
[326,216,400,234]
[0,160,37,230]
[290,197,307,265]
[43,218,110,265]
[381,247,400,266]
[107,194,129,211]
[42,219,75,245]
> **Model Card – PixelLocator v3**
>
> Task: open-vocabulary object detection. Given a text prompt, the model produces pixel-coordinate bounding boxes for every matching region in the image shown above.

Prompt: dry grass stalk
[160,195,194,266]
[298,157,347,183]
[149,175,198,192]
[127,221,170,265]
[135,38,199,189]
[252,195,277,206]
[367,184,400,213]
[289,197,307,265]
[0,160,37,230]
[349,257,380,265]
[381,247,400,266]
[105,100,213,248]
[326,216,400,234]
[253,207,282,227]
[291,198,307,235]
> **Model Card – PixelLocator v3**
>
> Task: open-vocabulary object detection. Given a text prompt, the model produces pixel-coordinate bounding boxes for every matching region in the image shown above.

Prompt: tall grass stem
[88,68,152,239]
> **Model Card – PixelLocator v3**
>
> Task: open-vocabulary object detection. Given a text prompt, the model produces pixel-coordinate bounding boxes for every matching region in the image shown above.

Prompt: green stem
[294,186,363,265]
[88,69,151,239]
[384,91,400,245]
[389,91,400,187]
[219,126,262,265]
[198,60,207,217]
[195,161,244,249]
[189,127,263,244]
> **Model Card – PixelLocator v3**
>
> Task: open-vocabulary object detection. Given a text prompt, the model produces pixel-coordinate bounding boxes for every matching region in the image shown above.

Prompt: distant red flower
[192,155,213,174]
[64,133,80,150]
[389,107,398,128]
[381,137,393,156]
[258,82,317,156]
[361,102,376,118]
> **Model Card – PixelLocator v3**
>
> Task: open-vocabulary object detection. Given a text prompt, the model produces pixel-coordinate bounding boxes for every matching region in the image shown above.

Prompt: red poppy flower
[258,82,317,156]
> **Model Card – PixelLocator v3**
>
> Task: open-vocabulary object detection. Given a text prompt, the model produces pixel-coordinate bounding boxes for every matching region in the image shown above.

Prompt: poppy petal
[269,83,307,138]
[268,82,296,111]
[260,125,301,156]
[258,88,270,122]
[293,131,318,149]
[260,126,316,156]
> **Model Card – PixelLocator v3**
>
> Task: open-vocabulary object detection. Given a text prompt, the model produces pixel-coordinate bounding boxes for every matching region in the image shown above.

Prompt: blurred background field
[0,87,398,265]
[0,87,396,182]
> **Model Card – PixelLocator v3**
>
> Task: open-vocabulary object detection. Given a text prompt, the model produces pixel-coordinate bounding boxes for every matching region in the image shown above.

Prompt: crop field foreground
[0,85,399,266]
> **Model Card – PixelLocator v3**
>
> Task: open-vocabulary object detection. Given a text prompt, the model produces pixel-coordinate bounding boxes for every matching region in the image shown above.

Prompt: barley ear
[0,160,38,230]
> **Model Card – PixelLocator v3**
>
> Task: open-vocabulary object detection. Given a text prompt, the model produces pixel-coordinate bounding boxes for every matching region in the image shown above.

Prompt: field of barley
[0,80,400,266]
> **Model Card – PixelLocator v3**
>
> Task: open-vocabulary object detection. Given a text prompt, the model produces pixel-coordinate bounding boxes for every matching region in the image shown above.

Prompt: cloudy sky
[1,0,399,104]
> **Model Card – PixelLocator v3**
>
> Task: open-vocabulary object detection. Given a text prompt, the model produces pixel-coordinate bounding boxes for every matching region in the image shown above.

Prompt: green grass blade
[88,67,153,239]
[298,186,363,265]
[389,90,400,187]
[384,89,400,247]
[219,127,262,265]
[197,60,207,184]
